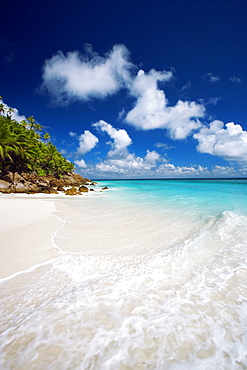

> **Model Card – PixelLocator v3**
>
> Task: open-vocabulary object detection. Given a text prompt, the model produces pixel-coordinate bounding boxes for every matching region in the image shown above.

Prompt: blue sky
[1,0,247,178]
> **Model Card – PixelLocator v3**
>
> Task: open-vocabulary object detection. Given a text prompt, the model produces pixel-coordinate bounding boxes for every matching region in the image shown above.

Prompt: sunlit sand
[0,197,62,278]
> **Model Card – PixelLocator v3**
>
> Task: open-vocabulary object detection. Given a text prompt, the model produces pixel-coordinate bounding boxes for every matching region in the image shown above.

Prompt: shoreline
[0,196,63,278]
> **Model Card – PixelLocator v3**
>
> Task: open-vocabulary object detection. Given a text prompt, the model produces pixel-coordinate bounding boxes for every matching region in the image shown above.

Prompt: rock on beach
[0,172,94,195]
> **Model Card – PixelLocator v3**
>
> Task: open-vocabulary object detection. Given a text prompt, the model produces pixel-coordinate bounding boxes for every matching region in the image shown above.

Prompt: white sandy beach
[0,196,62,278]
[1,181,247,369]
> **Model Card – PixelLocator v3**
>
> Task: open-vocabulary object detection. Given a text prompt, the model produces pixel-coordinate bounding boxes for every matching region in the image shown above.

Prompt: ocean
[1,179,247,369]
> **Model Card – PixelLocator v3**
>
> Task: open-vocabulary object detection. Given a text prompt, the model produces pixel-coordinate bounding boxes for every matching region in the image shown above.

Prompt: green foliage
[0,110,75,176]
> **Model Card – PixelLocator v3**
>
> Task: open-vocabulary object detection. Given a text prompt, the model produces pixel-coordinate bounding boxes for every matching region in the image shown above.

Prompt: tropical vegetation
[0,97,75,177]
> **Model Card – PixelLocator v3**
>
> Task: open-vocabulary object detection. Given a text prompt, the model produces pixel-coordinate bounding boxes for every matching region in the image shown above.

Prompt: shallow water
[1,179,247,369]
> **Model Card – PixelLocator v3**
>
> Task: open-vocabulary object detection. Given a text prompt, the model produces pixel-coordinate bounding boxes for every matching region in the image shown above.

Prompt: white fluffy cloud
[125,69,205,139]
[93,119,132,157]
[41,44,131,104]
[155,163,242,178]
[76,130,99,155]
[156,163,209,177]
[74,159,87,168]
[96,150,162,174]
[194,120,247,162]
[67,130,98,170]
[94,159,230,178]
[42,44,205,140]
[92,119,162,174]
[40,44,247,174]
[78,159,243,178]
[73,130,99,168]
[212,165,237,176]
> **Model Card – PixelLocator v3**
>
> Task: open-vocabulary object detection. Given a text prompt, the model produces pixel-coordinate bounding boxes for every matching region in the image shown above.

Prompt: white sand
[0,196,62,278]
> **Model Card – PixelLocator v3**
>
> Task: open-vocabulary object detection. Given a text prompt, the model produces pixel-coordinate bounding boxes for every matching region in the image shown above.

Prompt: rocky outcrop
[0,179,41,194]
[49,173,90,187]
[12,182,40,194]
[79,185,89,192]
[0,180,11,193]
[57,185,65,192]
[65,187,81,196]
[41,188,59,194]
[0,171,92,195]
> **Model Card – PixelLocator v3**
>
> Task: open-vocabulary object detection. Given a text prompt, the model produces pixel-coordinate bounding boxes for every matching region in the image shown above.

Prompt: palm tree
[6,107,14,120]
[0,116,20,173]
[0,103,5,115]
[0,100,75,178]
[43,132,51,143]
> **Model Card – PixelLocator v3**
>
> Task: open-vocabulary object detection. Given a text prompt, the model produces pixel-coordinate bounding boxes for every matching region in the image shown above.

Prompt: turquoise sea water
[98,178,247,214]
[1,179,247,369]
